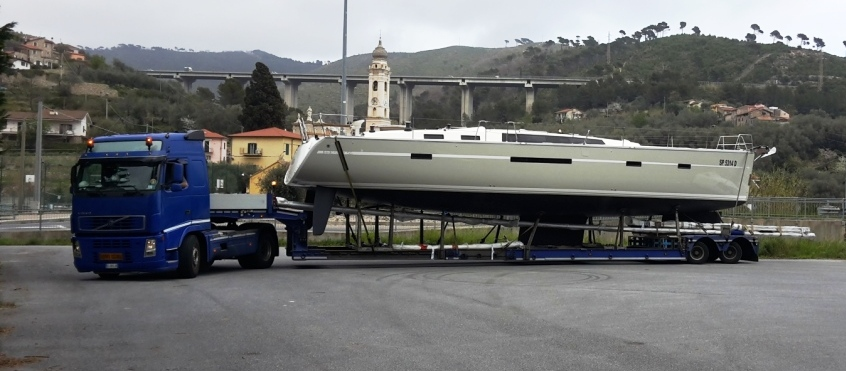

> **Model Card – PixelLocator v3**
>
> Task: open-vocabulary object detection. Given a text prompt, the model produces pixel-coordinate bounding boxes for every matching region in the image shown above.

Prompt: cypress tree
[239,62,288,131]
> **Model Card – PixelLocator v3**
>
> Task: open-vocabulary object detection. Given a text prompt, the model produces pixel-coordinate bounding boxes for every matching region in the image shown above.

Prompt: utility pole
[17,118,26,210]
[35,101,44,210]
[340,0,348,125]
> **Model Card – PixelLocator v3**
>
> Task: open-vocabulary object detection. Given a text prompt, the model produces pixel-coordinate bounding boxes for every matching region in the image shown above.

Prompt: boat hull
[285,135,754,218]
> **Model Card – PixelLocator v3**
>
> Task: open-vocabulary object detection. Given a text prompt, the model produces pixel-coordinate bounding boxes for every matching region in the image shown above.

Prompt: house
[554,108,583,122]
[23,37,58,68]
[5,44,40,65]
[732,104,790,125]
[229,127,302,188]
[2,109,90,143]
[202,129,228,163]
[711,103,737,122]
[10,57,31,70]
[56,43,86,61]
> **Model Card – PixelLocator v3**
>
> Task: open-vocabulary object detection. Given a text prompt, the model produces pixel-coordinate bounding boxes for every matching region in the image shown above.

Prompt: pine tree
[239,62,288,131]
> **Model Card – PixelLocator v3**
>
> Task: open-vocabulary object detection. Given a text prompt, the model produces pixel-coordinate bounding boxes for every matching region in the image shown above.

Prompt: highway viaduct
[145,70,596,123]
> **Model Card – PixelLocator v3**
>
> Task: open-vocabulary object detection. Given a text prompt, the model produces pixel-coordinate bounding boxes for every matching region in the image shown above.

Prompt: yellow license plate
[99,253,123,261]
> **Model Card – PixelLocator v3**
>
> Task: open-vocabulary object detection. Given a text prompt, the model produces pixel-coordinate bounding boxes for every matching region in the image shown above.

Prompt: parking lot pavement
[1,246,846,370]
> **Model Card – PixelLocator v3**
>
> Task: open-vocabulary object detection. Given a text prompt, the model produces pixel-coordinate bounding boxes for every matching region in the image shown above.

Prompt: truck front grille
[79,216,146,231]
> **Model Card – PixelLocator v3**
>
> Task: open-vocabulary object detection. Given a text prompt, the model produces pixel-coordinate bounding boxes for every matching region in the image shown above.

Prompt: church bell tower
[366,39,391,128]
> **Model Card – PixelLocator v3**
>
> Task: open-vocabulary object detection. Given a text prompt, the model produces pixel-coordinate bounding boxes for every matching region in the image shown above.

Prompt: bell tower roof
[372,39,388,60]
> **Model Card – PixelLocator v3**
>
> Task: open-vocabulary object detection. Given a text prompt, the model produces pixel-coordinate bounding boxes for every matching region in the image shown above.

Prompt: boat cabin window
[424,134,444,140]
[461,135,481,141]
[501,133,605,145]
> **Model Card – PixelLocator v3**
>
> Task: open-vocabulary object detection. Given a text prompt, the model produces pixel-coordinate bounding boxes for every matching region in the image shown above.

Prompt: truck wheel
[96,272,120,279]
[177,235,200,278]
[686,241,710,264]
[238,230,276,269]
[719,242,742,264]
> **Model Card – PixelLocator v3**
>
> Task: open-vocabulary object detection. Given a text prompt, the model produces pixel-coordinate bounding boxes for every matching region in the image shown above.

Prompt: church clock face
[371,97,379,105]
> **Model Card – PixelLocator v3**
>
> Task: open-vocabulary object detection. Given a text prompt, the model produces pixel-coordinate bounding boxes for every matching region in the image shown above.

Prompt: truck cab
[70,131,213,278]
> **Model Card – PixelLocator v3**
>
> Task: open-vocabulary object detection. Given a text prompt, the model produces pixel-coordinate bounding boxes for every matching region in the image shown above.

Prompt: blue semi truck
[69,130,309,279]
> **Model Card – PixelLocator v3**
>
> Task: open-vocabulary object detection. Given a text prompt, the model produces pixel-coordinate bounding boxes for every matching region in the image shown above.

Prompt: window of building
[60,124,72,134]
[384,82,388,91]
[203,140,210,153]
[285,143,290,155]
[372,81,378,91]
[247,142,258,154]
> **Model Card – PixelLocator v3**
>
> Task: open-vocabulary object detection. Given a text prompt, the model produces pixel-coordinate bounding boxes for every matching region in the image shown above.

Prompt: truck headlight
[144,238,157,257]
[72,239,81,258]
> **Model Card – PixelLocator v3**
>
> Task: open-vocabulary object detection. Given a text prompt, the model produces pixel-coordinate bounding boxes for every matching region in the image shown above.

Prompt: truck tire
[96,272,120,279]
[238,229,276,269]
[686,241,710,264]
[177,235,200,278]
[719,242,742,264]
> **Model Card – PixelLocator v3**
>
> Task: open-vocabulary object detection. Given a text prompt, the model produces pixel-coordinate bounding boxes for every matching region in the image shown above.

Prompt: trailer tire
[686,241,709,264]
[177,235,200,278]
[96,272,120,279]
[719,242,742,264]
[238,229,276,270]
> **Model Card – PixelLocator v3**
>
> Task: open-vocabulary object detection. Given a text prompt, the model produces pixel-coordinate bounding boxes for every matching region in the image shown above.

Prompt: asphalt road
[1,246,845,370]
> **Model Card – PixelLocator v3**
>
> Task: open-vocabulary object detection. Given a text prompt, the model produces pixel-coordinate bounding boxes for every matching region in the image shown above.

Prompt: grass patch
[0,231,71,246]
[759,238,846,259]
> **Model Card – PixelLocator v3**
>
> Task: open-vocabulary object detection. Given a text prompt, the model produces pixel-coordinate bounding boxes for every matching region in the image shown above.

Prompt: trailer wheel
[177,235,200,278]
[719,242,742,264]
[238,230,276,269]
[686,241,710,264]
[96,272,119,280]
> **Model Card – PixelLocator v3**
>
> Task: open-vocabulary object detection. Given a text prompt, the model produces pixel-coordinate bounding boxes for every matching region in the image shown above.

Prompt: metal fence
[720,197,845,220]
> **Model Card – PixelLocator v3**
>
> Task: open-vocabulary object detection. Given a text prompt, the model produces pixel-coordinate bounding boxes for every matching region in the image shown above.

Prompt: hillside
[83,45,322,73]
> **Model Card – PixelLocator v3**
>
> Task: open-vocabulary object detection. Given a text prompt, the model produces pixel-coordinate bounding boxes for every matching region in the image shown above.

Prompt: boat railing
[716,134,753,150]
[296,115,309,143]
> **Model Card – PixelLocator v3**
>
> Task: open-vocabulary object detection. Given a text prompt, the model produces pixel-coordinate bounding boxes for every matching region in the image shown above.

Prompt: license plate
[99,253,123,261]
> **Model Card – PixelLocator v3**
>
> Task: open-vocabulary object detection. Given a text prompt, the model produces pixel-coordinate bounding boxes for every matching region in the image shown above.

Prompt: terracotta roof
[203,129,226,139]
[6,109,89,122]
[229,126,300,139]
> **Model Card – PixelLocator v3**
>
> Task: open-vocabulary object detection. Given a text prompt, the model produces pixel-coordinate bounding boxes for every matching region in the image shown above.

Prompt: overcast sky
[3,0,845,62]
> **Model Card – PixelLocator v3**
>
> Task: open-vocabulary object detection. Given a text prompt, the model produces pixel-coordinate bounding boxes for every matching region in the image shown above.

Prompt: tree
[217,78,245,106]
[691,26,701,36]
[239,62,288,131]
[843,40,846,56]
[770,30,782,43]
[813,37,825,50]
[745,33,757,43]
[557,37,569,50]
[750,24,761,35]
[679,21,687,34]
[195,87,215,102]
[619,30,626,37]
[797,33,809,47]
[785,35,793,45]
[504,39,509,48]
[0,13,17,120]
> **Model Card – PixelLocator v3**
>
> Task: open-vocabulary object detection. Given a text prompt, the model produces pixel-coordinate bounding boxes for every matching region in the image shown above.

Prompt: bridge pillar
[345,83,356,123]
[460,84,474,123]
[525,84,536,115]
[179,77,195,92]
[282,80,300,109]
[398,83,414,124]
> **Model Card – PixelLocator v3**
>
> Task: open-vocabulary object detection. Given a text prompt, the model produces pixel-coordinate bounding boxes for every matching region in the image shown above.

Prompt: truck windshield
[73,160,161,196]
